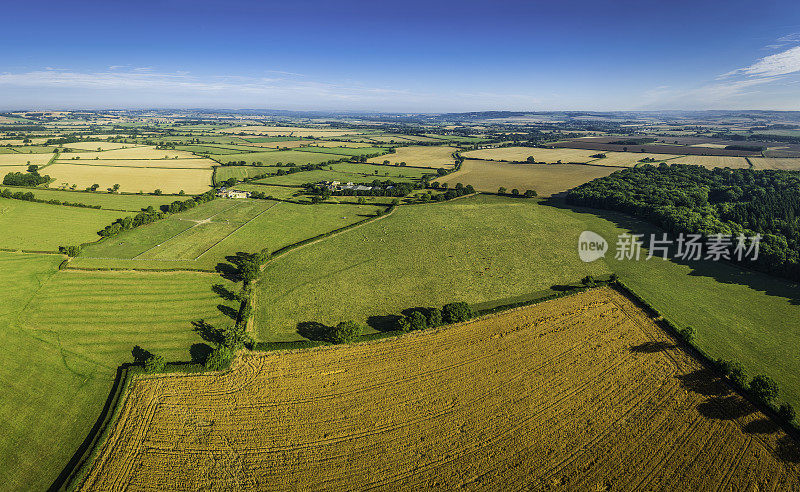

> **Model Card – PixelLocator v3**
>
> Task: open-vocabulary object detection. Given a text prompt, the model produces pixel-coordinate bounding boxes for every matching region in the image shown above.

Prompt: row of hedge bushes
[0,187,102,209]
[97,189,216,237]
[613,278,796,428]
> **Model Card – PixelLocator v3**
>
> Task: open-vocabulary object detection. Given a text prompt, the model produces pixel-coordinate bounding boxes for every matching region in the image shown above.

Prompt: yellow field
[440,159,617,196]
[750,157,800,170]
[63,142,133,151]
[0,153,54,166]
[219,126,364,137]
[367,145,457,168]
[45,163,212,194]
[0,137,52,145]
[462,146,600,163]
[0,165,31,176]
[668,155,750,169]
[62,146,204,160]
[52,159,215,169]
[592,152,682,167]
[247,140,373,149]
[80,288,800,490]
[689,143,728,148]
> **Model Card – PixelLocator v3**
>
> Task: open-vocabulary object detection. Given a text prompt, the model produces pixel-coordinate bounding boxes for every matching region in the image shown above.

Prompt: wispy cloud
[721,46,800,78]
[765,33,800,50]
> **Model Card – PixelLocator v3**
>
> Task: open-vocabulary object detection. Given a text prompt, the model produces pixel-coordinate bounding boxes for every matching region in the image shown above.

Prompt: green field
[75,198,383,269]
[214,165,272,183]
[0,198,121,251]
[213,149,348,166]
[294,145,388,156]
[253,194,800,412]
[4,187,182,211]
[253,168,418,186]
[329,162,436,179]
[0,252,238,490]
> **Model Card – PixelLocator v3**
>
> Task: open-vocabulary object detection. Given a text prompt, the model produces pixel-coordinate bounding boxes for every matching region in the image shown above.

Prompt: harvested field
[61,146,202,160]
[367,145,457,168]
[0,152,54,166]
[62,142,132,151]
[668,155,750,169]
[439,159,617,196]
[592,151,682,167]
[750,157,800,170]
[462,146,599,163]
[45,163,212,194]
[80,288,800,490]
[52,159,215,169]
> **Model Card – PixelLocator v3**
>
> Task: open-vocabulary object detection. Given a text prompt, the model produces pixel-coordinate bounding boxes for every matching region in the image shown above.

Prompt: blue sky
[2,0,800,111]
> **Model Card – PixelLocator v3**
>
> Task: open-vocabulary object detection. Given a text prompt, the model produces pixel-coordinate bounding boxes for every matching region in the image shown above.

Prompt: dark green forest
[565,164,800,281]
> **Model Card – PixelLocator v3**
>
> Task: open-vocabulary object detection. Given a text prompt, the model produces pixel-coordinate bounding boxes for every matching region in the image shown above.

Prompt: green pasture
[214,150,347,166]
[5,187,181,211]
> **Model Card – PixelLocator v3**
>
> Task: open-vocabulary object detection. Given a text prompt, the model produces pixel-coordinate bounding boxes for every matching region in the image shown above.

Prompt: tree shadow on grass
[217,304,239,320]
[214,262,240,282]
[297,321,330,342]
[367,314,402,332]
[131,345,153,364]
[777,436,800,463]
[192,319,225,346]
[212,283,239,302]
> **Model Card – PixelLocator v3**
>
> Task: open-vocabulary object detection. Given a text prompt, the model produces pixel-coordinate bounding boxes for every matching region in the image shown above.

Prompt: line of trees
[97,189,216,237]
[565,163,800,281]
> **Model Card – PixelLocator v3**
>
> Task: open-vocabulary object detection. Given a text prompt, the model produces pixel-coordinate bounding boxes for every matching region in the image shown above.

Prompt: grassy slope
[0,252,239,490]
[254,195,800,410]
[0,198,121,251]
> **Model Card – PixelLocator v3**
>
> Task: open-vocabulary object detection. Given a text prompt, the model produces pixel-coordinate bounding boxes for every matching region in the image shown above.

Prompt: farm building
[216,189,251,199]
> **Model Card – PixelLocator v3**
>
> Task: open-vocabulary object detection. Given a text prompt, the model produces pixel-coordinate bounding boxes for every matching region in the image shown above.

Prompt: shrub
[749,375,779,404]
[778,403,796,423]
[329,321,363,343]
[59,245,81,257]
[205,345,233,371]
[144,354,166,373]
[581,275,596,287]
[397,317,412,333]
[425,307,442,328]
[727,362,747,388]
[408,311,428,331]
[677,326,695,344]
[442,302,473,324]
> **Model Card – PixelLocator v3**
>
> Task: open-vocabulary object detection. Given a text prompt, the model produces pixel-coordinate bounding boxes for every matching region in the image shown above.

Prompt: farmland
[0,252,239,491]
[252,168,416,186]
[438,159,618,196]
[0,198,121,250]
[668,155,750,169]
[0,152,54,166]
[462,146,599,163]
[212,149,348,166]
[45,163,212,194]
[4,188,182,210]
[367,145,457,168]
[75,198,383,270]
[253,194,800,412]
[218,126,365,137]
[750,157,800,170]
[80,288,800,490]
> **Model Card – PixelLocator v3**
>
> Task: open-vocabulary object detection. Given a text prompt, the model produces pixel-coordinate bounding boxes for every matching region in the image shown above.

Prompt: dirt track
[80,288,800,490]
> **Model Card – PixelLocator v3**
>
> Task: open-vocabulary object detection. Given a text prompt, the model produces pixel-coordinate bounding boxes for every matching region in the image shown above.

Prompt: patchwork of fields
[80,288,800,490]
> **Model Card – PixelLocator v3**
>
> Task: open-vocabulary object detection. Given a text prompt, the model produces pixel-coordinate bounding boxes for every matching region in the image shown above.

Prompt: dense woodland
[566,164,800,281]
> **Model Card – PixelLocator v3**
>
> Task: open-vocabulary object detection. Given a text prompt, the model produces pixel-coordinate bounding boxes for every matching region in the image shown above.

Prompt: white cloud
[722,46,800,78]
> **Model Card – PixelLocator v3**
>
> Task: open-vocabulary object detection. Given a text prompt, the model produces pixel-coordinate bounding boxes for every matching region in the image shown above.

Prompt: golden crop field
[45,163,212,194]
[0,165,33,175]
[62,146,203,160]
[0,153,53,166]
[462,146,599,163]
[750,157,800,170]
[367,145,457,168]
[53,159,215,169]
[592,152,683,167]
[439,159,617,196]
[62,142,134,151]
[219,126,364,137]
[80,288,800,490]
[668,155,750,169]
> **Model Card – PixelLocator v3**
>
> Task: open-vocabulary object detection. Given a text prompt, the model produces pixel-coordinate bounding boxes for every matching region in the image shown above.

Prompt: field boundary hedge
[611,278,800,440]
